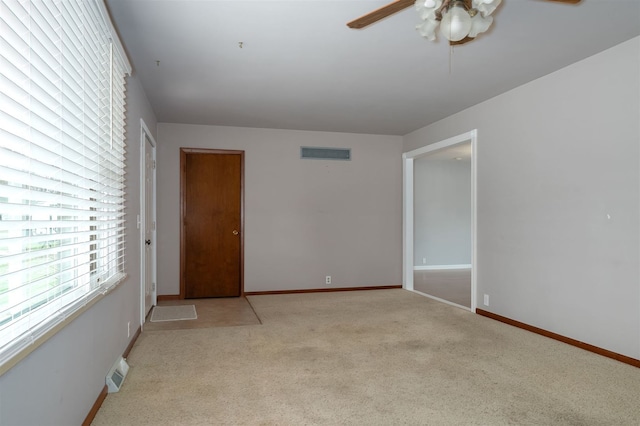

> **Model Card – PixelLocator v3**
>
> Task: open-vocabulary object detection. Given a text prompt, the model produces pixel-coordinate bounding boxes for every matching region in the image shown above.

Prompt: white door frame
[403,129,478,312]
[140,119,157,327]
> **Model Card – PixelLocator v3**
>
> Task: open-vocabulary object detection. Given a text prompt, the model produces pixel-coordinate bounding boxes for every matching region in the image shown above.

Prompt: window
[0,0,131,369]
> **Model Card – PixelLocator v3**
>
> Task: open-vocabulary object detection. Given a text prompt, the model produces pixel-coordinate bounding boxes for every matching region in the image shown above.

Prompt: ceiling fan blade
[347,0,416,29]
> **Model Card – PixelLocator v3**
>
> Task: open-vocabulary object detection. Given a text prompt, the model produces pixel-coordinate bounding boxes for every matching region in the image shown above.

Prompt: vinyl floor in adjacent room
[414,268,471,308]
[143,297,261,331]
[92,289,640,425]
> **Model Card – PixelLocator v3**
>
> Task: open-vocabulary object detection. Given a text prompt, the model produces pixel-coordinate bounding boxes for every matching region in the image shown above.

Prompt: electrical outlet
[422,257,427,264]
[127,321,130,338]
[483,294,489,306]
[325,276,331,285]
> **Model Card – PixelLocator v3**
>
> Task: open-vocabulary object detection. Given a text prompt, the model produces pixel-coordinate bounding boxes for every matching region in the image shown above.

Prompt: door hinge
[153,160,156,169]
[152,283,156,291]
[152,221,156,231]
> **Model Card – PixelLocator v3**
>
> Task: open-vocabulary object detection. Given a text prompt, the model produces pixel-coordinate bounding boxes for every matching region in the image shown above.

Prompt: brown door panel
[181,150,243,298]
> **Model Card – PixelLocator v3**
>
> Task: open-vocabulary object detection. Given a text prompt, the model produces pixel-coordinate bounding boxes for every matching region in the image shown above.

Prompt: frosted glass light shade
[473,0,502,16]
[468,13,493,37]
[416,0,442,21]
[439,4,472,42]
[416,18,439,40]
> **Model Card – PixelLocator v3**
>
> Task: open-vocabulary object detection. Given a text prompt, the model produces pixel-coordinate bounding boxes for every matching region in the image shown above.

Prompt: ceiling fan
[347,0,582,45]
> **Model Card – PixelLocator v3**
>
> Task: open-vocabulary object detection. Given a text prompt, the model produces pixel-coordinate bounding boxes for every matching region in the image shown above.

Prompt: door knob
[232,230,239,235]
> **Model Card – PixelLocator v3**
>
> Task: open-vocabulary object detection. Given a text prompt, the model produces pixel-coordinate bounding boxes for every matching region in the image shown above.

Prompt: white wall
[0,74,157,425]
[404,37,640,359]
[414,155,471,266]
[157,124,403,294]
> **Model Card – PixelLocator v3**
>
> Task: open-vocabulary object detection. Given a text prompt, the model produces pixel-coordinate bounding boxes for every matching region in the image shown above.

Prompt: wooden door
[181,149,243,298]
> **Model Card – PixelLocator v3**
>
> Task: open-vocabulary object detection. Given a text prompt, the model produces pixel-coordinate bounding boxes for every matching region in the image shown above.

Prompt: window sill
[0,274,129,377]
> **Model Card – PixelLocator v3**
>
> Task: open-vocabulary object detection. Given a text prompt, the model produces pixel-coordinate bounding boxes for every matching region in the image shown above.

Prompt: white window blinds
[0,0,131,368]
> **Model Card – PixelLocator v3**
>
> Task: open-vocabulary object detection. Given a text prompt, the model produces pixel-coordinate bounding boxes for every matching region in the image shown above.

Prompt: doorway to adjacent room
[402,130,477,311]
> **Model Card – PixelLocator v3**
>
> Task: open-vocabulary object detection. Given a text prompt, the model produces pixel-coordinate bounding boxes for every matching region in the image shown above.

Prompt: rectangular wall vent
[106,357,130,393]
[301,147,351,161]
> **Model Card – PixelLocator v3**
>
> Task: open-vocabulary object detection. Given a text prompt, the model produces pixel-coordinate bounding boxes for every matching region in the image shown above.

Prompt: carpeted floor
[92,290,640,425]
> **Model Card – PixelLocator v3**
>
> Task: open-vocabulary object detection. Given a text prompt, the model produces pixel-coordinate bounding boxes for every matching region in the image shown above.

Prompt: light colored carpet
[149,305,197,322]
[92,290,640,425]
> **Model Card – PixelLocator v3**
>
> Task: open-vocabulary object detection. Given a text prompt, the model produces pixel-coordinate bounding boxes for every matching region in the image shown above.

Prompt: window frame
[0,0,132,375]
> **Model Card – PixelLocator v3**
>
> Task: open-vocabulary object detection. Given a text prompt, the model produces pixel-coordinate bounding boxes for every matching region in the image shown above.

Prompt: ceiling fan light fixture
[415,0,441,39]
[472,0,502,17]
[416,18,439,40]
[416,0,442,21]
[350,0,580,44]
[468,12,493,37]
[439,2,473,42]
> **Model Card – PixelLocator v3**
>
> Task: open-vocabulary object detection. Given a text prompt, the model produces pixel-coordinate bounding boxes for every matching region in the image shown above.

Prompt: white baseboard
[414,264,471,271]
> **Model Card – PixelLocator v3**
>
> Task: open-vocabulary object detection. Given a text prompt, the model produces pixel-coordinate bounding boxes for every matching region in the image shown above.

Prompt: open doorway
[403,130,477,311]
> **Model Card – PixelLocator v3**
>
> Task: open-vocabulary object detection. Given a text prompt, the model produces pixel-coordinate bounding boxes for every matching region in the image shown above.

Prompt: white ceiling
[105,0,640,136]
